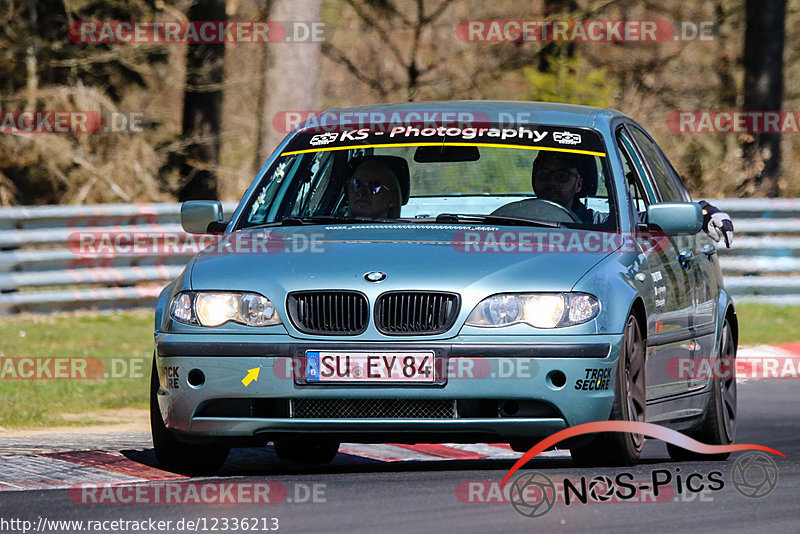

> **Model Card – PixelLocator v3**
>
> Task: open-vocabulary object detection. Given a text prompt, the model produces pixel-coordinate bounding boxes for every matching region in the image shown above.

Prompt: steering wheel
[491,198,583,224]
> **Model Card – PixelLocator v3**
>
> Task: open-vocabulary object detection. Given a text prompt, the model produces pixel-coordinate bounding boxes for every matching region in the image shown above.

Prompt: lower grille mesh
[290,399,456,419]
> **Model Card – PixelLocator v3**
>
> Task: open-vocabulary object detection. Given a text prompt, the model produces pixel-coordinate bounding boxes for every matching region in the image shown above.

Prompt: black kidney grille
[376,292,460,335]
[287,291,368,335]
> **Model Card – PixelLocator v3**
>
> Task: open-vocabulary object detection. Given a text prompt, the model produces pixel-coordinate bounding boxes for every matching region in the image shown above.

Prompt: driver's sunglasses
[534,167,580,183]
[347,178,386,195]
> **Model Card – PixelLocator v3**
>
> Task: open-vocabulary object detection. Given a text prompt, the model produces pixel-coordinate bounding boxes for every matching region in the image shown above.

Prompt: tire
[150,358,230,474]
[570,314,646,467]
[273,438,339,465]
[667,318,737,461]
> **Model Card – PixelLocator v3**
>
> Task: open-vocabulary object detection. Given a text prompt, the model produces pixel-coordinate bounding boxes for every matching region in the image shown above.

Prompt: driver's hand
[699,200,734,248]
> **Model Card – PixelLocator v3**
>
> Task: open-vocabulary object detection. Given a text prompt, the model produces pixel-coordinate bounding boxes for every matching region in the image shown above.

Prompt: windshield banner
[282,123,606,157]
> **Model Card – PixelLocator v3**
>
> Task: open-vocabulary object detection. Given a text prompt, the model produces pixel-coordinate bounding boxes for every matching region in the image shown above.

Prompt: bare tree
[740,0,785,197]
[256,0,321,168]
[253,0,274,172]
[320,0,457,102]
[179,0,226,201]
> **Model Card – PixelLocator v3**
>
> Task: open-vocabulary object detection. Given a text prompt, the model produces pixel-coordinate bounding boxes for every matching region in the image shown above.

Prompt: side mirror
[181,201,226,234]
[646,203,702,236]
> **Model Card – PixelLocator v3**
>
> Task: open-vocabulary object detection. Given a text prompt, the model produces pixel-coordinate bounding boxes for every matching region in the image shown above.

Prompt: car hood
[188,225,618,297]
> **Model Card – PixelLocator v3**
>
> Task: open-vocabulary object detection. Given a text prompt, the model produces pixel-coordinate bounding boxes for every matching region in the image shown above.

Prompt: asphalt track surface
[0,378,797,534]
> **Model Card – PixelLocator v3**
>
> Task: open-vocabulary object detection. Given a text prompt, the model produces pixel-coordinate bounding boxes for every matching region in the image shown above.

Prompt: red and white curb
[0,450,184,491]
[0,444,568,491]
[735,343,800,381]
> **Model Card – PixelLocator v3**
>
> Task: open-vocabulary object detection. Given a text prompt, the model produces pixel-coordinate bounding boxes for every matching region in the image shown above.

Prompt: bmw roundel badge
[364,271,387,282]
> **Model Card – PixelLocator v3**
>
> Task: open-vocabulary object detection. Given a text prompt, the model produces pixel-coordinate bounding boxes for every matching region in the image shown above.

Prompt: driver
[346,159,403,219]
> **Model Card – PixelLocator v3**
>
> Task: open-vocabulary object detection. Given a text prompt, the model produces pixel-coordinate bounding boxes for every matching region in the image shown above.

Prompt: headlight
[466,293,599,328]
[170,291,281,327]
[171,293,194,324]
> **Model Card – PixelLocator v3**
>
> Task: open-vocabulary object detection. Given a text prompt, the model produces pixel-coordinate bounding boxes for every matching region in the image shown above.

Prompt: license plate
[305,351,435,383]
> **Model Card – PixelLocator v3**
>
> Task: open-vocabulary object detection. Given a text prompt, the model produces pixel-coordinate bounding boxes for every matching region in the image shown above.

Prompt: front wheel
[570,314,646,467]
[150,358,230,474]
[667,318,737,461]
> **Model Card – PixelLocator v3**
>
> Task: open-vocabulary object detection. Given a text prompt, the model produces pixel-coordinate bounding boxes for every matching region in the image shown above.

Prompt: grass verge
[734,302,800,345]
[0,309,153,428]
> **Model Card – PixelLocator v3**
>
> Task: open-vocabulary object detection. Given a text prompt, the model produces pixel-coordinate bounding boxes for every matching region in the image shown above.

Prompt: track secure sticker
[575,368,612,390]
[165,366,180,389]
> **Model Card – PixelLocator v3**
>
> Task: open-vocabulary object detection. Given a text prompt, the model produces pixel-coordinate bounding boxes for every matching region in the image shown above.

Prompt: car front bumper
[153,333,623,444]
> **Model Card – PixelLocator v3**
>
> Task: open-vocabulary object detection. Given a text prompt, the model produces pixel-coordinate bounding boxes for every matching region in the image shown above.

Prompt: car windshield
[238,122,617,231]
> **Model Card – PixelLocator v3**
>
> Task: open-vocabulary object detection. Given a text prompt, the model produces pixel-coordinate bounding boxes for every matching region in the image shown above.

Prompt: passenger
[531,151,604,225]
[531,152,734,246]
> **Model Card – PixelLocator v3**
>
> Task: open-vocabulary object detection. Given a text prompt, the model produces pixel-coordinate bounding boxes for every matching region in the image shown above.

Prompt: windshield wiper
[434,213,561,228]
[244,216,417,230]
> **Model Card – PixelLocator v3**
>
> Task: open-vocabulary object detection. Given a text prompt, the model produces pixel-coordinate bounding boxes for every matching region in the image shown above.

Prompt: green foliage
[524,50,617,108]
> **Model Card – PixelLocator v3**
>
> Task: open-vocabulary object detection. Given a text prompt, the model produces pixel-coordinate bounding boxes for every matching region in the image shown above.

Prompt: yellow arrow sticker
[242,367,260,387]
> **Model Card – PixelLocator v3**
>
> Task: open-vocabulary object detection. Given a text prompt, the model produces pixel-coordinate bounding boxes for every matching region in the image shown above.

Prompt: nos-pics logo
[501,421,783,518]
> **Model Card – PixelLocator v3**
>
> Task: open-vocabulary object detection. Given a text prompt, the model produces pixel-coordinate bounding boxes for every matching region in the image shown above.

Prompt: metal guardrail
[0,199,797,313]
[708,198,800,304]
[0,202,236,314]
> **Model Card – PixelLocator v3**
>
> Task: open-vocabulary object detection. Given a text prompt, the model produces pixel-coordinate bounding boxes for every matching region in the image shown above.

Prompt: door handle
[702,244,717,258]
[678,250,693,267]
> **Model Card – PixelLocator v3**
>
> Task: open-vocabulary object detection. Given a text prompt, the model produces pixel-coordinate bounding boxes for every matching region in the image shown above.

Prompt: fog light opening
[187,369,205,388]
[502,400,519,416]
[547,370,567,389]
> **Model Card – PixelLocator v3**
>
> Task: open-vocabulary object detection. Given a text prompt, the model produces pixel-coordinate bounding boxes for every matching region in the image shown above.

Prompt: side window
[659,147,693,202]
[291,152,335,217]
[624,161,649,213]
[617,129,653,223]
[628,126,684,203]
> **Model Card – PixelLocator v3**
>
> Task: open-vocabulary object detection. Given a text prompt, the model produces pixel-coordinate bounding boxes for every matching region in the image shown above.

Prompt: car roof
[304,100,630,130]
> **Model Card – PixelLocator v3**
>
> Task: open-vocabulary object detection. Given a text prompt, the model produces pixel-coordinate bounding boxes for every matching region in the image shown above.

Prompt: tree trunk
[179,0,226,201]
[253,1,274,174]
[257,0,321,166]
[740,0,785,197]
[25,0,38,111]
